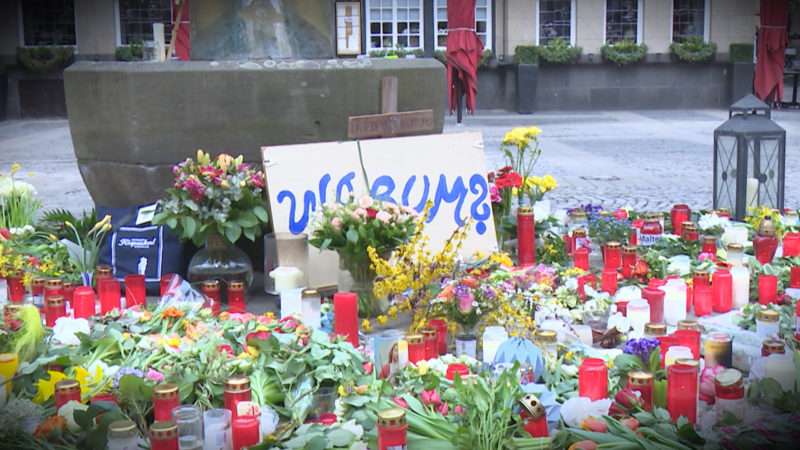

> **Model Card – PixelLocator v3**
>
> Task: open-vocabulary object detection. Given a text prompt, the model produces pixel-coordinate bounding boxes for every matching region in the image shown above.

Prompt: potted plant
[115,40,145,61]
[514,45,539,114]
[15,46,74,72]
[537,38,582,64]
[601,40,648,65]
[729,43,755,102]
[669,36,716,62]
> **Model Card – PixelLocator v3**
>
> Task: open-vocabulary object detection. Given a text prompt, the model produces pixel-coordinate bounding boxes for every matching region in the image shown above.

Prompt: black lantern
[713,94,786,221]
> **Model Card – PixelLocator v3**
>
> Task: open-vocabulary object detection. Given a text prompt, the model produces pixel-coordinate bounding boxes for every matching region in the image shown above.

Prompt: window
[366,0,423,52]
[672,0,707,42]
[605,0,640,43]
[537,0,574,45]
[117,0,172,45]
[22,0,76,46]
[435,0,491,50]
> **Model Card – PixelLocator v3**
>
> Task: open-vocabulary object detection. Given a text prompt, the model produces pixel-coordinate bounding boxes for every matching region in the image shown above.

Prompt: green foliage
[729,42,754,62]
[601,40,648,65]
[587,213,632,248]
[670,36,717,62]
[37,208,98,244]
[537,39,582,64]
[368,44,424,58]
[115,40,144,61]
[537,229,569,266]
[514,45,539,64]
[15,46,74,72]
[433,48,493,68]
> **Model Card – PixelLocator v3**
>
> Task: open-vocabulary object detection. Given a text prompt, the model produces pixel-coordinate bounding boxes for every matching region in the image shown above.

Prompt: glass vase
[337,253,387,318]
[188,234,254,288]
[454,326,478,359]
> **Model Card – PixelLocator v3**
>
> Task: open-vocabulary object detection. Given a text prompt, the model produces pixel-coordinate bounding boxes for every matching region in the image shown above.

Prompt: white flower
[607,313,630,332]
[52,317,91,346]
[58,401,88,433]
[560,397,612,428]
[697,213,730,231]
[560,364,578,377]
[553,209,569,226]
[9,225,35,236]
[341,419,364,439]
[259,406,279,437]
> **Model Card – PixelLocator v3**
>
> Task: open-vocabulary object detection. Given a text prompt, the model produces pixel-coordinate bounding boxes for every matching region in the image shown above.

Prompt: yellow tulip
[33,371,68,403]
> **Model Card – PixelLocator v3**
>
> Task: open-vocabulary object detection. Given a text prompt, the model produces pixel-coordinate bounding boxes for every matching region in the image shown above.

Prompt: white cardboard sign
[262,131,496,287]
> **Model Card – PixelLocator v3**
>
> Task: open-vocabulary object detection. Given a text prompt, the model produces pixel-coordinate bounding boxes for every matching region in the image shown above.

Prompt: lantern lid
[108,420,137,434]
[729,94,771,117]
[758,309,779,322]
[758,219,776,236]
[677,320,700,331]
[716,112,785,134]
[645,323,667,336]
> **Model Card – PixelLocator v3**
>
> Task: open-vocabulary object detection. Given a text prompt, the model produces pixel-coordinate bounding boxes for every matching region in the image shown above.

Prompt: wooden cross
[347,76,435,139]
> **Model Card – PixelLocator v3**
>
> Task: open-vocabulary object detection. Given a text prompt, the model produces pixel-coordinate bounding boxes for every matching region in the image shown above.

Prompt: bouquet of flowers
[432,276,499,333]
[152,150,269,247]
[0,163,40,230]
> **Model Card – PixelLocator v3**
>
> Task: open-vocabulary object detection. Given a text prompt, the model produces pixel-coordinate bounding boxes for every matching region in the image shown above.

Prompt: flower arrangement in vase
[152,150,269,287]
[0,163,41,231]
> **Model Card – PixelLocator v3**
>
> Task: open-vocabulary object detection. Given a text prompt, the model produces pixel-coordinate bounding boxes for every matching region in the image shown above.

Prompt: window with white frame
[22,0,76,46]
[366,0,423,52]
[672,0,707,42]
[117,0,172,45]
[434,0,492,50]
[538,0,573,45]
[605,0,640,43]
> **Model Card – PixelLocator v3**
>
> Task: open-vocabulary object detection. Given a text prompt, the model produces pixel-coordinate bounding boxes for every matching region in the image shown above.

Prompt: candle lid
[421,328,437,338]
[677,320,700,331]
[202,280,220,289]
[675,358,700,368]
[684,225,699,233]
[786,210,798,217]
[108,420,137,438]
[229,280,245,290]
[32,277,47,286]
[702,235,717,244]
[376,407,406,428]
[757,309,779,322]
[605,241,621,249]
[627,370,654,386]
[46,295,65,306]
[762,339,786,355]
[758,219,776,236]
[705,332,732,346]
[301,288,319,299]
[727,243,744,251]
[45,278,63,288]
[572,228,587,237]
[714,368,743,388]
[4,304,22,314]
[406,334,423,344]
[623,245,638,254]
[54,379,80,392]
[149,421,178,440]
[63,281,74,289]
[644,323,667,336]
[518,393,545,419]
[153,383,179,396]
[692,269,709,277]
[534,329,557,344]
[518,206,533,215]
[95,265,112,276]
[643,213,659,221]
[223,375,250,392]
[570,211,588,220]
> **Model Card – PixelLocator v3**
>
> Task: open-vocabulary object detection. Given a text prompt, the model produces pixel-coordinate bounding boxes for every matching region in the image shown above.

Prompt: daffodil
[33,371,68,403]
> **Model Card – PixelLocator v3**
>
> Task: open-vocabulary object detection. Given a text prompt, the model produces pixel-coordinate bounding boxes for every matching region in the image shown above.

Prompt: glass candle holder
[171,404,203,450]
[422,329,438,361]
[107,420,140,450]
[45,295,66,327]
[299,288,320,328]
[0,353,19,395]
[152,383,180,422]
[701,236,717,260]
[573,247,589,271]
[7,272,25,303]
[123,274,146,309]
[712,269,732,313]
[578,358,608,401]
[201,280,221,315]
[406,334,425,363]
[264,232,309,295]
[661,278,686,326]
[203,409,232,450]
[72,286,96,319]
[231,415,260,450]
[627,299,650,334]
[44,278,63,301]
[627,370,654,410]
[667,363,698,425]
[761,339,786,357]
[704,332,732,368]
[98,279,121,314]
[604,241,622,270]
[534,329,557,368]
[428,319,448,355]
[764,354,795,391]
[753,229,779,265]
[693,285,712,317]
[621,246,637,278]
[223,375,251,419]
[758,275,778,305]
[684,226,700,242]
[601,268,617,295]
[377,408,408,450]
[783,232,800,257]
[714,369,744,422]
[642,286,665,323]
[726,243,745,265]
[671,204,691,236]
[149,421,179,450]
[54,379,81,411]
[756,309,780,337]
[673,329,701,359]
[517,206,536,267]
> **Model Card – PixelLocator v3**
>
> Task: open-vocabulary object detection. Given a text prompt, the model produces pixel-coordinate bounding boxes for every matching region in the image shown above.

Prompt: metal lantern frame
[713,95,786,221]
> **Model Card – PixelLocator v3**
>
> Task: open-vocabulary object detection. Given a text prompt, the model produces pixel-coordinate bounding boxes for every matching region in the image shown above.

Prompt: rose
[456,291,474,313]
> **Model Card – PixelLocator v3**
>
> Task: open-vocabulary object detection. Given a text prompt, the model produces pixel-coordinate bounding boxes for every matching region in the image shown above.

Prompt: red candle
[604,241,622,270]
[152,383,179,422]
[626,371,654,411]
[149,421,179,450]
[232,415,260,450]
[783,232,800,257]
[629,230,638,246]
[519,395,549,438]
[712,269,732,313]
[98,279,121,314]
[758,274,778,305]
[227,280,247,313]
[667,363,698,424]
[578,358,608,401]
[563,235,574,255]
[32,277,46,309]
[6,273,25,303]
[577,273,597,302]
[445,363,469,381]
[94,265,113,286]
[573,247,589,271]
[753,230,779,265]
[517,206,535,267]
[428,319,448,355]
[601,268,617,295]
[640,216,663,246]
[673,329,701,359]
[160,273,177,296]
[44,278,63,301]
[684,226,700,242]
[791,266,800,288]
[45,296,67,327]
[422,329,437,360]
[642,286,665,323]
[377,408,409,450]
[615,300,629,316]
[62,281,74,304]
[201,280,221,315]
[657,335,680,369]
[72,286,96,319]
[54,379,81,411]
[701,236,717,260]
[224,375,251,419]
[334,292,359,347]
[621,246,637,278]
[123,274,146,308]
[692,270,709,289]
[671,204,691,236]
[407,334,425,363]
[693,285,712,317]
[91,392,117,404]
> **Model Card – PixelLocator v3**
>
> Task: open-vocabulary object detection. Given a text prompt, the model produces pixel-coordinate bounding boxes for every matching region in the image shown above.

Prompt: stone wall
[64,58,446,207]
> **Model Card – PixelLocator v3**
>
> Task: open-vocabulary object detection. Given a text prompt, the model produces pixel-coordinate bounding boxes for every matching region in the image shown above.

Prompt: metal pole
[457,76,463,124]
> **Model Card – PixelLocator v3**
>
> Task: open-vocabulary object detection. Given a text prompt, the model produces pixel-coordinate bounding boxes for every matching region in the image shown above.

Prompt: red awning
[172,0,191,61]
[754,0,788,104]
[445,0,484,114]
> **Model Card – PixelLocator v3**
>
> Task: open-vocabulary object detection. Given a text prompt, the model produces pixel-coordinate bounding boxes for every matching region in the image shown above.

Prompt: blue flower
[113,367,144,388]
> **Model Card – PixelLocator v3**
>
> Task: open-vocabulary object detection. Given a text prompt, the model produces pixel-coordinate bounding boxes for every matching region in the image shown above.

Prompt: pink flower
[331,217,342,230]
[146,369,164,383]
[249,172,265,188]
[436,401,449,415]
[698,252,715,261]
[490,184,502,203]
[358,195,374,208]
[453,405,465,415]
[354,208,368,217]
[421,389,441,406]
[457,291,474,313]
[376,210,392,223]
[393,396,409,408]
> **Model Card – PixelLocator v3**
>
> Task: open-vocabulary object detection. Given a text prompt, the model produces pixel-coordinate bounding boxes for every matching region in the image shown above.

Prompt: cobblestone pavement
[2,108,800,216]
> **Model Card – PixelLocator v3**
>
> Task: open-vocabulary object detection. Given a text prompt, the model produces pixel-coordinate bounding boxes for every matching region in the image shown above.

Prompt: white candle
[665,346,693,368]
[723,226,749,246]
[661,278,687,325]
[627,298,650,335]
[765,354,795,392]
[203,409,232,450]
[279,287,303,320]
[397,339,408,367]
[482,326,507,363]
[269,266,304,293]
[730,265,750,310]
[746,177,759,209]
[300,289,321,329]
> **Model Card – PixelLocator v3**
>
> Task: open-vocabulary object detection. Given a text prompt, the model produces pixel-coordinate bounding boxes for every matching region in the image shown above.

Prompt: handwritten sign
[262,131,495,287]
[348,109,435,139]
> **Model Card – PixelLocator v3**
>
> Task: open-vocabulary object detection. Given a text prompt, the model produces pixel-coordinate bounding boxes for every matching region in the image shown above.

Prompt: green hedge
[729,43,754,62]
[601,40,647,65]
[15,46,74,72]
[514,45,539,64]
[537,39,582,64]
[669,36,716,62]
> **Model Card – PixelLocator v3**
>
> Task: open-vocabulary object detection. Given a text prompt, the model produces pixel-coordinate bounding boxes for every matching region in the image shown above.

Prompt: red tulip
[393,397,408,408]
[580,417,607,433]
[0,228,11,240]
[614,209,628,220]
[568,441,598,450]
[436,401,449,415]
[460,277,480,288]
[620,417,640,432]
[421,389,441,406]
[363,362,374,374]
[453,405,465,415]
[614,388,643,411]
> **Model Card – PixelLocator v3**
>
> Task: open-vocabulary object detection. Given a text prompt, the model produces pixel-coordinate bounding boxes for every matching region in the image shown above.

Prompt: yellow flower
[606,359,614,369]
[361,319,372,332]
[11,163,20,175]
[416,359,429,375]
[376,315,388,325]
[565,351,575,360]
[337,385,349,397]
[74,365,104,397]
[33,371,68,403]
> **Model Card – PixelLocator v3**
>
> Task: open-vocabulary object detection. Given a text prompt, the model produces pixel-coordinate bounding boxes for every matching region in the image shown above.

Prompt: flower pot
[187,235,254,289]
[337,254,387,318]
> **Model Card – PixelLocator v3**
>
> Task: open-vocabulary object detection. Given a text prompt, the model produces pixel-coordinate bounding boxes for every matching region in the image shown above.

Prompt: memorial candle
[377,408,409,450]
[98,279,121,314]
[72,286,96,319]
[684,225,700,242]
[791,266,800,288]
[621,245,637,278]
[642,286,665,323]
[422,329,437,361]
[517,206,536,267]
[644,323,667,337]
[153,383,179,422]
[54,379,81,411]
[712,269,732,313]
[201,280,221,315]
[44,278,63,301]
[428,319,448,355]
[228,281,247,314]
[730,263,750,310]
[765,355,795,391]
[203,409,232,450]
[44,295,66,327]
[671,204,691,236]
[601,268,618,295]
[160,273,176,296]
[693,285,712,317]
[753,219,779,265]
[123,274,146,308]
[667,363,698,424]
[31,277,46,309]
[756,309,780,337]
[62,281,74,305]
[231,415,260,450]
[627,370,654,410]
[149,421,178,450]
[518,394,549,438]
[627,299,650,334]
[604,241,622,270]
[333,292,359,347]
[761,339,786,357]
[223,375,251,419]
[406,334,425,363]
[704,332,732,368]
[107,420,139,450]
[6,272,24,303]
[578,358,608,401]
[783,232,800,257]
[661,278,686,326]
[657,335,680,369]
[573,247,589,271]
[714,369,745,422]
[701,236,717,260]
[758,274,778,305]
[673,329,701,359]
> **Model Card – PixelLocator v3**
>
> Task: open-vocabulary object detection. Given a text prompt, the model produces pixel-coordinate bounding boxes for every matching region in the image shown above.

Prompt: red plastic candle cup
[227,280,247,314]
[62,281,74,304]
[712,269,732,313]
[693,285,712,317]
[334,292,359,347]
[123,274,146,309]
[648,278,666,288]
[152,383,179,422]
[671,204,691,236]
[563,235,574,255]
[517,206,536,267]
[160,273,177,296]
[791,266,800,288]
[667,363,699,425]
[626,371,654,411]
[642,286,665,323]
[91,392,117,404]
[657,335,680,369]
[201,280,221,315]
[519,405,549,438]
[223,375,251,419]
[53,379,81,411]
[701,236,717,260]
[692,270,710,289]
[604,241,622,270]
[673,329,701,359]
[149,421,179,450]
[232,415,260,450]
[758,274,778,305]
[422,329,437,360]
[45,296,67,327]
[98,279,121,314]
[406,335,425,363]
[578,358,608,401]
[6,274,25,303]
[445,363,469,381]
[44,278,63,301]
[573,247,589,271]
[601,268,618,295]
[377,408,408,450]
[615,300,629,317]
[428,319,448,355]
[72,286,96,319]
[783,232,800,257]
[621,246,637,279]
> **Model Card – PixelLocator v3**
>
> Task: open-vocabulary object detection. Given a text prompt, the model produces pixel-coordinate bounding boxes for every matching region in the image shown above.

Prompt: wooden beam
[347,109,434,139]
